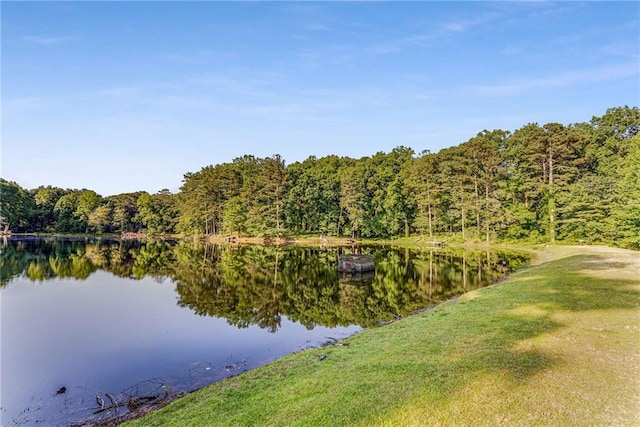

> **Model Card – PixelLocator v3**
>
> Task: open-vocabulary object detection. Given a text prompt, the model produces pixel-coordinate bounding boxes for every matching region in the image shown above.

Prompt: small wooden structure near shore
[338,254,375,273]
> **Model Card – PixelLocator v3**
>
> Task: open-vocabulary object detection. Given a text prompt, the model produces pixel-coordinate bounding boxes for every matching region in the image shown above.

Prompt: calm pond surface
[0,237,529,426]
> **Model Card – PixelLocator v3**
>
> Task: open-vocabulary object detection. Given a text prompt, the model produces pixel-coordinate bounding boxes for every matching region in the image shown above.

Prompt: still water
[0,238,529,425]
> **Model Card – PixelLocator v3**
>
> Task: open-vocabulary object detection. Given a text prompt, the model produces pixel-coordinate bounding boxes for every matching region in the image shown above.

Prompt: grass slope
[126,246,640,426]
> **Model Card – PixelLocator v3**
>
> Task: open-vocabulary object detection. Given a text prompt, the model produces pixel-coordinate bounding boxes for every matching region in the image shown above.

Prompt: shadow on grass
[574,258,636,271]
[512,254,640,311]
[126,252,640,426]
[353,252,640,422]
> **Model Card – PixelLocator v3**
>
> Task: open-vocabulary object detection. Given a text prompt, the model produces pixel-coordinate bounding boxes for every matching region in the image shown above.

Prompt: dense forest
[1,106,639,248]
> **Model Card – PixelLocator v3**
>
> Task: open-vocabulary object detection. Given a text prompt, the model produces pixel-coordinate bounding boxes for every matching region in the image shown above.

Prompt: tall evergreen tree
[403,152,441,238]
[242,155,286,236]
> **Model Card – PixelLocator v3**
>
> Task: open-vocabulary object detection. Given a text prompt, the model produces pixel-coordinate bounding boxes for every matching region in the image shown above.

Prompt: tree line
[1,106,638,248]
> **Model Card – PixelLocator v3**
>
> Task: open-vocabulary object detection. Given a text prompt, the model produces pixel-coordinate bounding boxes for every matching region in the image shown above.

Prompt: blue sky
[2,1,638,196]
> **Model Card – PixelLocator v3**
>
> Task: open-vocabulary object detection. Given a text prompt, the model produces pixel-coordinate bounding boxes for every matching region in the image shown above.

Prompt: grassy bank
[126,245,640,426]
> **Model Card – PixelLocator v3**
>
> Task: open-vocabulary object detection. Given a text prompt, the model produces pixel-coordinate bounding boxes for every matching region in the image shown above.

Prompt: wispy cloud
[294,44,356,69]
[98,84,214,111]
[490,1,572,21]
[599,43,639,58]
[155,49,237,65]
[100,86,145,99]
[365,11,504,56]
[278,2,340,36]
[22,35,74,45]
[303,23,334,32]
[463,63,639,97]
[2,96,47,113]
[441,12,501,33]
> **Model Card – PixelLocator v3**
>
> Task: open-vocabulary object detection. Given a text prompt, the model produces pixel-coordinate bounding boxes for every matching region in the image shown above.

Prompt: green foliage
[612,135,640,249]
[88,203,114,233]
[136,191,178,235]
[340,161,368,238]
[75,190,102,225]
[177,163,242,235]
[403,152,441,237]
[33,186,66,231]
[556,174,616,242]
[53,192,83,232]
[242,155,287,237]
[0,179,35,232]
[8,106,640,249]
[284,155,343,235]
[221,195,247,234]
[107,192,143,232]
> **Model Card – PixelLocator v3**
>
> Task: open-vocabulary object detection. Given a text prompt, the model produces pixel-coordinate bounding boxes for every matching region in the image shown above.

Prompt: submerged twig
[73,378,177,426]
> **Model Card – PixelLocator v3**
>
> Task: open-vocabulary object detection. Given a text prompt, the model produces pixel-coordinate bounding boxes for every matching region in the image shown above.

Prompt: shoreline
[4,232,542,255]
[124,244,640,426]
[81,291,467,426]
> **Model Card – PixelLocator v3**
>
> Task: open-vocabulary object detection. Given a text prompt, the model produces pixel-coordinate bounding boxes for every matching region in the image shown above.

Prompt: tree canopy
[2,106,638,249]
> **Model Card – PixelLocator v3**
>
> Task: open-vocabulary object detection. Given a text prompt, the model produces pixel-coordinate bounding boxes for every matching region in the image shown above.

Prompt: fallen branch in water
[71,378,180,426]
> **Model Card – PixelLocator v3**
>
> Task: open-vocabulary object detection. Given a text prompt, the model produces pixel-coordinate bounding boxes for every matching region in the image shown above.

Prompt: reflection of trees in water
[0,238,174,285]
[173,245,288,332]
[1,239,529,330]
[173,244,529,331]
[1,238,94,285]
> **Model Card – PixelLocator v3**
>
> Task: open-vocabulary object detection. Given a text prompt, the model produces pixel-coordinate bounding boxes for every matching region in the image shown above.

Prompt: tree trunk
[485,184,490,242]
[549,154,556,242]
[275,194,280,234]
[474,179,480,239]
[427,201,433,238]
[461,206,466,239]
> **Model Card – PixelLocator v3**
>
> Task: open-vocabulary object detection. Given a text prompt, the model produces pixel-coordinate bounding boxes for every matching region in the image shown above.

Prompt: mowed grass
[126,245,640,426]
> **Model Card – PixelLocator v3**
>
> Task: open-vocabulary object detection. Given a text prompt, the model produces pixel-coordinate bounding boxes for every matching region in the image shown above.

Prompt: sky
[1,1,638,196]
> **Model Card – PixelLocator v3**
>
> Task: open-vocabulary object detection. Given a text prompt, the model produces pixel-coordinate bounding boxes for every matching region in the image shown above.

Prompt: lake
[0,237,529,426]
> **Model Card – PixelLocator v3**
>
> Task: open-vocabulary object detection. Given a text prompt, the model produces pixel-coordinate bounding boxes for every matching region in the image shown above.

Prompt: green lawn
[126,245,640,426]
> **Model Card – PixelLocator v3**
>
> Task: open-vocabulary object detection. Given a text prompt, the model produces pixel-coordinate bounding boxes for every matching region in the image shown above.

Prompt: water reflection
[1,238,529,425]
[1,238,529,330]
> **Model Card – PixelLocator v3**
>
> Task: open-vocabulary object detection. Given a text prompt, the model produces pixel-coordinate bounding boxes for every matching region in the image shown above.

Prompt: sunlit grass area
[126,245,640,426]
